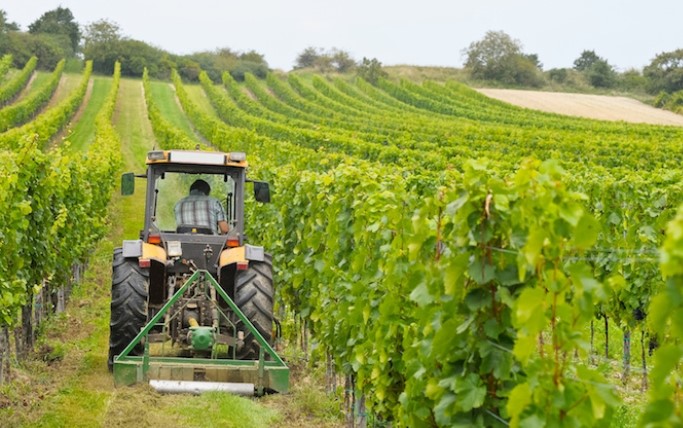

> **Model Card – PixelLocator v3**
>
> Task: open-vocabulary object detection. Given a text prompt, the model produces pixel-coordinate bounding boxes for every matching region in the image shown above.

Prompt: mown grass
[12,71,52,103]
[45,72,84,109]
[65,77,112,152]
[184,83,219,117]
[148,80,200,142]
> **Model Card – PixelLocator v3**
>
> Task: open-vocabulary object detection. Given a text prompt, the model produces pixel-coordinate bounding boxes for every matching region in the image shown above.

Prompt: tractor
[108,149,288,395]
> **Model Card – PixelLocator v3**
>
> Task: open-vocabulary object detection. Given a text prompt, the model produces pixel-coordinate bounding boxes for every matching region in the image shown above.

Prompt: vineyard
[0,55,682,427]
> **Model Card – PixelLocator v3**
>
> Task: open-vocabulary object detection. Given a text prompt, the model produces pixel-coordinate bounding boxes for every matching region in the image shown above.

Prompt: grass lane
[148,80,201,143]
[65,77,112,152]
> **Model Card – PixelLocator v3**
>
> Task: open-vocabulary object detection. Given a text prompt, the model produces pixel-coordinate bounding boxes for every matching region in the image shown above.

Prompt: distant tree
[356,57,387,85]
[294,47,322,69]
[548,68,569,83]
[524,53,542,70]
[0,10,20,32]
[188,49,238,81]
[0,9,19,54]
[643,49,683,94]
[463,30,543,86]
[185,48,267,82]
[28,7,80,54]
[239,50,265,64]
[331,49,356,73]
[117,39,167,78]
[617,68,647,92]
[84,19,121,46]
[4,31,66,69]
[83,19,123,74]
[573,50,601,71]
[229,60,268,81]
[585,59,616,88]
[573,50,615,88]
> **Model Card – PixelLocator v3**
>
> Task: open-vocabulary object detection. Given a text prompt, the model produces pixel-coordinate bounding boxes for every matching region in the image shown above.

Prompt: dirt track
[477,89,683,126]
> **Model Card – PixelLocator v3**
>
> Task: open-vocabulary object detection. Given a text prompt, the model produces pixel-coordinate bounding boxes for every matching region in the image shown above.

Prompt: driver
[174,179,229,235]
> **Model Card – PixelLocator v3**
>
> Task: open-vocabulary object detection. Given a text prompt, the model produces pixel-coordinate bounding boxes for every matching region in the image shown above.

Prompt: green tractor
[109,149,288,395]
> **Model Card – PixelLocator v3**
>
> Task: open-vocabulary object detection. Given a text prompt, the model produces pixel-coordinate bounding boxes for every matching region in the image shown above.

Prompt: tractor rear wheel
[108,248,148,371]
[234,254,274,360]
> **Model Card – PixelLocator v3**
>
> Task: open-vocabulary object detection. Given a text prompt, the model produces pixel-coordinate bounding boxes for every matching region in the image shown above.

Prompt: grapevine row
[0,62,119,332]
[0,56,37,106]
[0,61,92,150]
[0,59,64,132]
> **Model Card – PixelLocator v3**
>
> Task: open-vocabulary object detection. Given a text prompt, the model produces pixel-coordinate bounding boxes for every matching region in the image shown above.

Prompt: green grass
[114,78,156,239]
[149,80,201,142]
[184,83,219,117]
[64,77,112,152]
[12,71,52,103]
[171,392,281,427]
[45,72,84,109]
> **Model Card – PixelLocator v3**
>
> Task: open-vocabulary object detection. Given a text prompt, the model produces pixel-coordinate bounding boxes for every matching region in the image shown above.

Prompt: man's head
[190,179,210,195]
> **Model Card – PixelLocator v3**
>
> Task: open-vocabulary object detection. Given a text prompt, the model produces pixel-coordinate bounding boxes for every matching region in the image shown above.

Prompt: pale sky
[3,0,682,72]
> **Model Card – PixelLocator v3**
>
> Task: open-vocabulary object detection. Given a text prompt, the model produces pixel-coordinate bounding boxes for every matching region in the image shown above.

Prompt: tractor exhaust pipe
[149,380,255,396]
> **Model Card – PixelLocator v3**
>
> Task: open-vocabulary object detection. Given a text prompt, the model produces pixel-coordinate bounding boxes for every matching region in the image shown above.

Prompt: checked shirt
[174,191,226,234]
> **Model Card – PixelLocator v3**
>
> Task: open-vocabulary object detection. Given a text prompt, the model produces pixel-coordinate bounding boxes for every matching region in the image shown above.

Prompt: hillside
[2,63,683,427]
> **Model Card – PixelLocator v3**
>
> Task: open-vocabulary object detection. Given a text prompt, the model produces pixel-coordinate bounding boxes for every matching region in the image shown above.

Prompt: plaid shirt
[174,190,227,234]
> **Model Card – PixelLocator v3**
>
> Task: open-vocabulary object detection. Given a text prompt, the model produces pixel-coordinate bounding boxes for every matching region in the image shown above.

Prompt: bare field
[477,88,683,126]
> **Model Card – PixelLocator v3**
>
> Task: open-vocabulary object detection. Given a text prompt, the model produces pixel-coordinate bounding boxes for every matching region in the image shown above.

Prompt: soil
[477,88,683,126]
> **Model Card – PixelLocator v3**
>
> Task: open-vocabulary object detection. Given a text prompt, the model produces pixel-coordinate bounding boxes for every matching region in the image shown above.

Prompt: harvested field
[477,88,683,126]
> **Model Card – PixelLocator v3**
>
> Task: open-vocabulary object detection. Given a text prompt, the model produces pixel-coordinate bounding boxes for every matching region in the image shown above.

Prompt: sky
[3,0,682,72]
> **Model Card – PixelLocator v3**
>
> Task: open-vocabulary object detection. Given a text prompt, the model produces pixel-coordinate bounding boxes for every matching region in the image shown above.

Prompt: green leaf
[507,382,532,428]
[523,229,545,266]
[650,344,683,393]
[409,282,433,307]
[515,287,546,328]
[572,213,600,250]
[468,258,496,284]
[455,373,487,412]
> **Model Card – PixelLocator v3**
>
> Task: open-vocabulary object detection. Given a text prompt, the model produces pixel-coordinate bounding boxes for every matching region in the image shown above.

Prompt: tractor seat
[176,225,214,235]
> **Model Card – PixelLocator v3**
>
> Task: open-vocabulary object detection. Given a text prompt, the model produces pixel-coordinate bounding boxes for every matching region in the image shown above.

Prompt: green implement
[113,270,289,396]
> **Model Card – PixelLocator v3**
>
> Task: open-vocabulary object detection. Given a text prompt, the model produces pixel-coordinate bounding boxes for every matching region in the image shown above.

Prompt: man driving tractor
[174,179,229,235]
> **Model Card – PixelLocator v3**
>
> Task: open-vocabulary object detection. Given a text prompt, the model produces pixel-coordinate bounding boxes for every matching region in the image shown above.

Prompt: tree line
[0,7,268,82]
[1,8,681,110]
[462,30,683,112]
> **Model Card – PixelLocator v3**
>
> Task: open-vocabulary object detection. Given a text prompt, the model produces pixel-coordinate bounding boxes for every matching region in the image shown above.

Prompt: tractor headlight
[229,152,246,162]
[167,241,182,257]
[147,150,167,161]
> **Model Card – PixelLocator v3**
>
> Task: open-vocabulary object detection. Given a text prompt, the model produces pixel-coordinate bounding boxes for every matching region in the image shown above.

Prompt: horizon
[3,0,682,72]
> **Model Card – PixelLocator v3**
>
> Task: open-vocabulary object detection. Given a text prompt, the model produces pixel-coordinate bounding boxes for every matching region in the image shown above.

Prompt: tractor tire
[234,254,274,360]
[108,248,148,371]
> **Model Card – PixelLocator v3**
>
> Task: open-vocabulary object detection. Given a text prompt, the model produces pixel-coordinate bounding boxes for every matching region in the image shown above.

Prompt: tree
[294,47,322,69]
[331,49,356,73]
[356,57,387,85]
[0,9,20,54]
[573,50,601,71]
[463,30,543,86]
[573,50,616,88]
[0,10,19,32]
[83,19,123,74]
[4,31,66,69]
[643,49,683,94]
[585,59,616,88]
[28,7,80,55]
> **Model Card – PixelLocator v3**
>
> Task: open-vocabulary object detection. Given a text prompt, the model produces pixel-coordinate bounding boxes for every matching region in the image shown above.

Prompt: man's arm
[218,220,229,234]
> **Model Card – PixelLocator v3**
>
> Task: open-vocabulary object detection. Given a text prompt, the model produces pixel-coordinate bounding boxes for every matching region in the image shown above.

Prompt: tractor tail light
[139,258,151,268]
[236,261,249,271]
[226,237,240,247]
[148,234,162,245]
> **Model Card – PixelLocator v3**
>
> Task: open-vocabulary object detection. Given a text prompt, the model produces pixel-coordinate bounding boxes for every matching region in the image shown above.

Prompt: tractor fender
[121,239,167,264]
[218,244,265,269]
[217,245,265,299]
